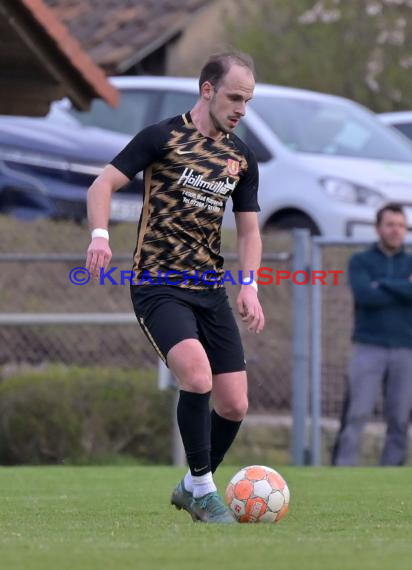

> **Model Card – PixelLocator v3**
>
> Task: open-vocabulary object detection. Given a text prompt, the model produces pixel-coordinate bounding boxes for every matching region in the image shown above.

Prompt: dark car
[0,110,142,222]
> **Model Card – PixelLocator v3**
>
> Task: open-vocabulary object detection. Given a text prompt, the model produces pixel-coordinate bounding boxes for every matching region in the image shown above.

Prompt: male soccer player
[85,51,264,523]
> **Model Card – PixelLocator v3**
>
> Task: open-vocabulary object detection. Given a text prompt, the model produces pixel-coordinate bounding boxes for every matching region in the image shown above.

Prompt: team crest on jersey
[227,159,240,176]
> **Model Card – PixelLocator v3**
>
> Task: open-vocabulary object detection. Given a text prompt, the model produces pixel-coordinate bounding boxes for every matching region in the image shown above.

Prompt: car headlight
[320,177,384,207]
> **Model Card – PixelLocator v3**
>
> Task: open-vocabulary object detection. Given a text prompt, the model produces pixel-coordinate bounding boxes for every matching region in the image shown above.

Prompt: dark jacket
[349,243,412,348]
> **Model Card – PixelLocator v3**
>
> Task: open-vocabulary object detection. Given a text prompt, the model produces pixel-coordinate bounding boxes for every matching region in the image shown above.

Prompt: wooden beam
[0,1,91,110]
[0,80,65,102]
[0,100,51,116]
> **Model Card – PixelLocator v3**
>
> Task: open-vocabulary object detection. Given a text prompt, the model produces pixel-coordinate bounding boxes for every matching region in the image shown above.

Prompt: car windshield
[251,95,412,162]
[67,91,156,135]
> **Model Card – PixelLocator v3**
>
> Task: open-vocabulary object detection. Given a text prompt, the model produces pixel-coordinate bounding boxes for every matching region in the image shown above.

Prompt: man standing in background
[333,204,412,466]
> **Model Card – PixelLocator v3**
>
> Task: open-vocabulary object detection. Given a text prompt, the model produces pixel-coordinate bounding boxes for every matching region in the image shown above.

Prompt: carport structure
[0,0,118,116]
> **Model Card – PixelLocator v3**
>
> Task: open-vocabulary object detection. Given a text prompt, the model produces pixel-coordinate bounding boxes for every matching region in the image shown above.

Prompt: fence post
[158,360,186,467]
[310,240,322,466]
[291,229,310,465]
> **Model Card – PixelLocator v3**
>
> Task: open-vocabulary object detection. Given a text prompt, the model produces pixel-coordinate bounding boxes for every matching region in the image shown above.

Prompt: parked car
[53,76,412,238]
[0,113,141,222]
[378,111,412,143]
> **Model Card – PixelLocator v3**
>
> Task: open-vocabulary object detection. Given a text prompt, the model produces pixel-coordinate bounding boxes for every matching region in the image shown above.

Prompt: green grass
[0,466,411,570]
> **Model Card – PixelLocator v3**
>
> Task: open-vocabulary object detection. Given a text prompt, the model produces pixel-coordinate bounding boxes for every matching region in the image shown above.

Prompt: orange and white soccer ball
[225,465,290,523]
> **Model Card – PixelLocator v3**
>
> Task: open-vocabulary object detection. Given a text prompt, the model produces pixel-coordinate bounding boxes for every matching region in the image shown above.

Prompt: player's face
[208,65,255,134]
[376,211,407,251]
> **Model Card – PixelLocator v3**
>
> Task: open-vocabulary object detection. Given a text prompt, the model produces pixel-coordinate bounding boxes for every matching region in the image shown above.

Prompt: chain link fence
[314,240,412,419]
[0,217,293,413]
[317,242,367,418]
[4,218,410,464]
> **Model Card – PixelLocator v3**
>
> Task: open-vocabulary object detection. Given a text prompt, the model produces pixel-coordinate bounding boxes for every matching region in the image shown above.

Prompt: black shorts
[130,285,246,375]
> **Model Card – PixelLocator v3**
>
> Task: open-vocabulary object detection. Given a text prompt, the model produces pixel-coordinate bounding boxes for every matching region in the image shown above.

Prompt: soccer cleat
[171,479,199,522]
[190,491,236,524]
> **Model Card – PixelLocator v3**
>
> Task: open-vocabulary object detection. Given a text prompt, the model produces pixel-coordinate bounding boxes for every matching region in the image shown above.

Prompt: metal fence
[0,250,294,412]
[3,232,401,466]
[0,246,297,466]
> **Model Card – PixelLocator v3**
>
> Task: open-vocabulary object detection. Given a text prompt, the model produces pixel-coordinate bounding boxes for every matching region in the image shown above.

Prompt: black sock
[210,409,242,473]
[177,390,211,476]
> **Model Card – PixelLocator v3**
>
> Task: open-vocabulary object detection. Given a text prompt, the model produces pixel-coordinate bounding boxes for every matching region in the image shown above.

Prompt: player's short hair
[199,50,255,93]
[376,203,406,225]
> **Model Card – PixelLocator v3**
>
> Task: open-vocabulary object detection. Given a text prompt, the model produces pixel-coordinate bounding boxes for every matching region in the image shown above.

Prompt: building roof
[44,0,211,73]
[0,0,118,116]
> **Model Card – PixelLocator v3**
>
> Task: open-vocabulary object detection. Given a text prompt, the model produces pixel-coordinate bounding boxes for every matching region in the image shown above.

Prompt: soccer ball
[225,465,290,523]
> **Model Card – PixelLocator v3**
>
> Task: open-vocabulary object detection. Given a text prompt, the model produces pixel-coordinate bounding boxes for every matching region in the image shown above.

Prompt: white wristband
[247,280,258,292]
[91,228,109,240]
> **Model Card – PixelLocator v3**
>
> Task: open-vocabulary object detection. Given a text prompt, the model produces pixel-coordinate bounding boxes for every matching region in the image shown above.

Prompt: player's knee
[181,370,212,393]
[220,397,248,421]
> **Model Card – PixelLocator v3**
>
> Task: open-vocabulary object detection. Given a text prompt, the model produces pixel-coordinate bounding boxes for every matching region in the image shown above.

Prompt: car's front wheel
[263,211,320,236]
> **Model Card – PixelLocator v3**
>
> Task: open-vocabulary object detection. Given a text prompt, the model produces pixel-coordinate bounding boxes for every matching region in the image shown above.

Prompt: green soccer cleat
[171,479,199,522]
[190,491,236,524]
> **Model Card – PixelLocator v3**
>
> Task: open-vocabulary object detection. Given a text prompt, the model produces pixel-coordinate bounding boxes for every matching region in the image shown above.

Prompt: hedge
[0,366,173,465]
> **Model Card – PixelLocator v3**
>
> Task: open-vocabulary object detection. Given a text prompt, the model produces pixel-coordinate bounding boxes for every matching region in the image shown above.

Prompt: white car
[55,77,412,237]
[378,111,412,143]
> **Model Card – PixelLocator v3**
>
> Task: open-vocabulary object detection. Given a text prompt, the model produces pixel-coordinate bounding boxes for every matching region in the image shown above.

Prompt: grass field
[1,465,411,570]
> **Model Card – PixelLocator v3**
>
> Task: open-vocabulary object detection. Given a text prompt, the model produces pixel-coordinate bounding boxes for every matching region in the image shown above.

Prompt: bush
[0,366,173,465]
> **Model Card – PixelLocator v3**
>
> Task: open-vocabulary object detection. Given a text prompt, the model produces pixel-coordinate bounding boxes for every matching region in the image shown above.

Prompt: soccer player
[85,51,265,523]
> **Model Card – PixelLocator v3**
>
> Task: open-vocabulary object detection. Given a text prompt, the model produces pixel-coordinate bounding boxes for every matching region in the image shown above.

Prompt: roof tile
[17,0,119,107]
[44,0,211,72]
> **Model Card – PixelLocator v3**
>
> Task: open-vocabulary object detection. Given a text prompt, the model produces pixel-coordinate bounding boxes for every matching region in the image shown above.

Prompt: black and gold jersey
[111,112,260,288]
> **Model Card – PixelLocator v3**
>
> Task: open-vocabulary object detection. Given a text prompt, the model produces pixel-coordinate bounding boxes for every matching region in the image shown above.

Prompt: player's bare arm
[235,211,265,334]
[86,164,130,278]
